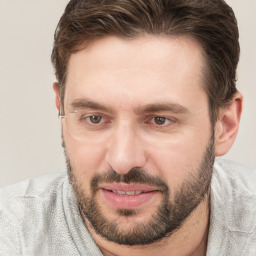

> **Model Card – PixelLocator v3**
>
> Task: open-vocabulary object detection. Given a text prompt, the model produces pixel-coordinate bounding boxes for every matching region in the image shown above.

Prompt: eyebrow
[70,98,114,112]
[135,102,190,115]
[70,98,190,115]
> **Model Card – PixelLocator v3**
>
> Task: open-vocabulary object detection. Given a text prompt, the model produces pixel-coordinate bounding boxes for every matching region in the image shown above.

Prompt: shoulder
[212,157,256,222]
[208,158,256,255]
[0,171,67,228]
[0,170,66,202]
[213,157,256,196]
[212,157,256,212]
[0,171,89,255]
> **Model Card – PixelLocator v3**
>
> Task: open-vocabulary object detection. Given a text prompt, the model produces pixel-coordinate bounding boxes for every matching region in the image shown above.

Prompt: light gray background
[0,0,255,188]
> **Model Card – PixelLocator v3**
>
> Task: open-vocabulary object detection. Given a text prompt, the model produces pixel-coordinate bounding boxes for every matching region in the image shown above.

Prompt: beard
[63,133,215,246]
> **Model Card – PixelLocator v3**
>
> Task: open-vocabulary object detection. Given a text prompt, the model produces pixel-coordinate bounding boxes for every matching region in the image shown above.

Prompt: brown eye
[153,117,167,125]
[88,115,103,124]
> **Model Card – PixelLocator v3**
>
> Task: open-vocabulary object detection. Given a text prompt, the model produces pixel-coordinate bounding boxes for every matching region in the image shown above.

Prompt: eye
[150,116,171,126]
[152,117,168,126]
[87,115,103,124]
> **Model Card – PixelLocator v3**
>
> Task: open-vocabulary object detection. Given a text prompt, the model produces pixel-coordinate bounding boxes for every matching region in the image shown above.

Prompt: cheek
[148,143,192,180]
[64,131,108,181]
[145,131,211,186]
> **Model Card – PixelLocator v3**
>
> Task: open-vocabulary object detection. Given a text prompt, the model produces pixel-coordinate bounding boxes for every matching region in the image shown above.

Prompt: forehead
[64,35,207,111]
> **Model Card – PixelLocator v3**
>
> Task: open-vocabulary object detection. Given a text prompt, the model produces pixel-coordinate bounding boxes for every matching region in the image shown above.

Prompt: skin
[54,35,242,256]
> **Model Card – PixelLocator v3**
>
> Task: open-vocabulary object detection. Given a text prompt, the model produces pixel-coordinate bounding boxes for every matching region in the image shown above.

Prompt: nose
[106,122,147,174]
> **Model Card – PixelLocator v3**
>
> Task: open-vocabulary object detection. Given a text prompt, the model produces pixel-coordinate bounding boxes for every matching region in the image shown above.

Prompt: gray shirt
[0,158,256,255]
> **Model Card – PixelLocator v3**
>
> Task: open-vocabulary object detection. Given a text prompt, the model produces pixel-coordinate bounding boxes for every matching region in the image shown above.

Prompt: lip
[100,183,159,192]
[100,183,159,209]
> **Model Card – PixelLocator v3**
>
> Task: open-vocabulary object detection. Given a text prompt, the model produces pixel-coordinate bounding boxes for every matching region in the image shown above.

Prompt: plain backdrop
[0,0,255,188]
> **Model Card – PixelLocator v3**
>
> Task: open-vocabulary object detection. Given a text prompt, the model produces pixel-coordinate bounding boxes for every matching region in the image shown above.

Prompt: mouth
[99,184,160,209]
[110,190,146,196]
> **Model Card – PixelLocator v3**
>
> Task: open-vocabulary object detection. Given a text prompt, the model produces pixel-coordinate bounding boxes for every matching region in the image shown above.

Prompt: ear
[53,82,61,112]
[214,92,243,156]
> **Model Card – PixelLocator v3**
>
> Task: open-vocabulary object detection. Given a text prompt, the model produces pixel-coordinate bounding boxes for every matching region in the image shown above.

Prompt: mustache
[90,168,169,194]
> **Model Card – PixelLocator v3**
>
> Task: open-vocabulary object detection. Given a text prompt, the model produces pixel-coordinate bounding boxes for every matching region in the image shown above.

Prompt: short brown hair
[51,0,239,123]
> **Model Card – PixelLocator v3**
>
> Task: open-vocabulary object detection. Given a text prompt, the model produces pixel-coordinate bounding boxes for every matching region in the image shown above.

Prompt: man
[0,0,255,255]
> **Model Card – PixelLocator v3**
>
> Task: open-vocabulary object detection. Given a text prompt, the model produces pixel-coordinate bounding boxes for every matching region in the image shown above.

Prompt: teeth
[126,191,136,196]
[112,190,143,196]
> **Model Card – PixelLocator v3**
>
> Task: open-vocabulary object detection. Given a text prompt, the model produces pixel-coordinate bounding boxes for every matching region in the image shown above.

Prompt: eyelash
[148,116,173,126]
[80,114,108,125]
[81,114,176,128]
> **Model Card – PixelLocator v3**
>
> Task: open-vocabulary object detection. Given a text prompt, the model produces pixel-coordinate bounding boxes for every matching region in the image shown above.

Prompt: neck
[83,192,210,256]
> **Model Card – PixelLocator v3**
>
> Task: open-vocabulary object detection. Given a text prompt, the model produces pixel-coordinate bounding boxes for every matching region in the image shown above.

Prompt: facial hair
[64,133,215,246]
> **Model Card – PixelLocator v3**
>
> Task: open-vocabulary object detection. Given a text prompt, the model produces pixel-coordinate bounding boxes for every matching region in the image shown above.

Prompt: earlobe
[214,92,243,156]
[53,82,61,112]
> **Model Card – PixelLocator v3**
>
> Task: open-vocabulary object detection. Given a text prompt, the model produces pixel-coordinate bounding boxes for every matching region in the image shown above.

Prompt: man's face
[61,36,214,245]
